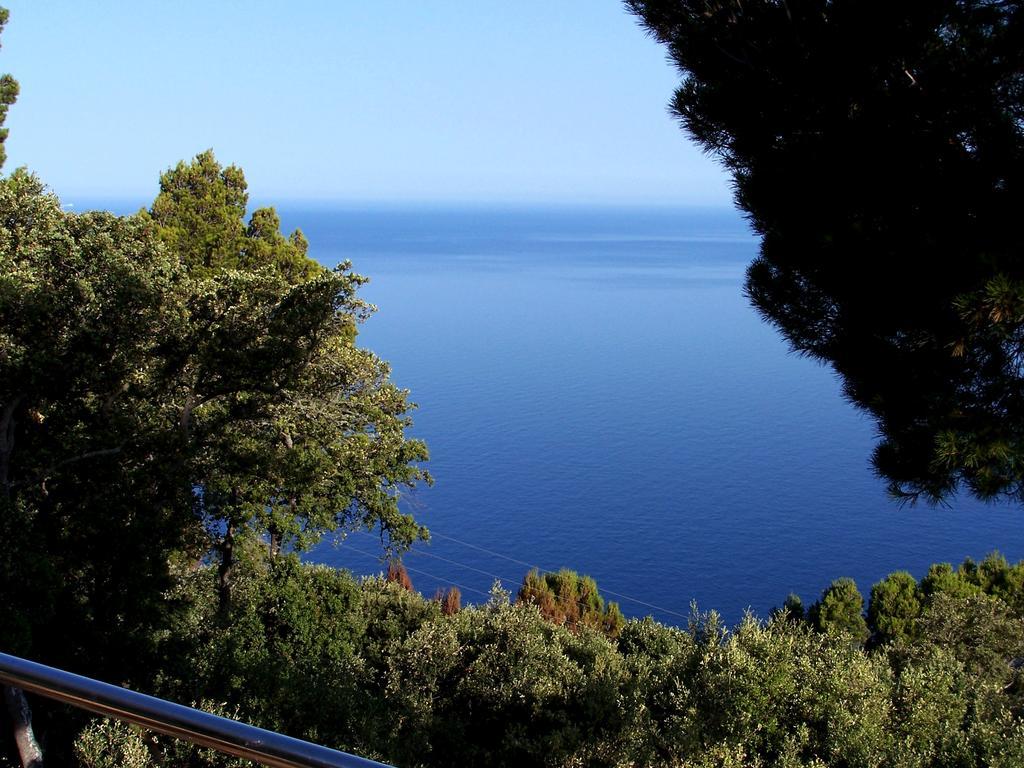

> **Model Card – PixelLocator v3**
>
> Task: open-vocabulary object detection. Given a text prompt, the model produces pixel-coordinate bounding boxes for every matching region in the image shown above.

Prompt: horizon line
[59,194,739,212]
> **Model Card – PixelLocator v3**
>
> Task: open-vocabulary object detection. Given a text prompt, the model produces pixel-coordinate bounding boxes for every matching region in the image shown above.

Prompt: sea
[82,200,1024,626]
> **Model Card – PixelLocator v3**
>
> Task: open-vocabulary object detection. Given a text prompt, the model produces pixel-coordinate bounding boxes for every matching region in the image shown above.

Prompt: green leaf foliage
[0,153,429,741]
[868,571,923,647]
[68,556,1024,768]
[147,150,320,284]
[808,577,870,645]
[0,168,189,678]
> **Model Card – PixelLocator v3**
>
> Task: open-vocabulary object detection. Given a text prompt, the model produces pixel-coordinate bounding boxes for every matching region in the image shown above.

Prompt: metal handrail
[0,652,392,768]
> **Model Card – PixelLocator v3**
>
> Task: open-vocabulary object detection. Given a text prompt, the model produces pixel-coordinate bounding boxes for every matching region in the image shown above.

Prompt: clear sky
[0,1,732,206]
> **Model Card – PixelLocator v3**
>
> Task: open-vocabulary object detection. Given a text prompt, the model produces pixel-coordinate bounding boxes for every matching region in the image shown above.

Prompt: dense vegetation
[2,3,1024,766]
[67,553,1024,768]
[0,154,434,763]
[0,151,430,661]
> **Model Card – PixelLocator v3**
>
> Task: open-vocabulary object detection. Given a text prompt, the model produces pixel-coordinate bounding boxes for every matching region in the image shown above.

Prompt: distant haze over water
[80,200,1024,625]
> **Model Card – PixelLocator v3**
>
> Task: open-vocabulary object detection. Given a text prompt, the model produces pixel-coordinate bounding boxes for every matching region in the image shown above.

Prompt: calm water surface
[267,205,1022,626]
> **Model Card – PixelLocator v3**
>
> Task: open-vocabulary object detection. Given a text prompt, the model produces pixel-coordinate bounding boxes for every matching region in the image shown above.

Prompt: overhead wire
[346,528,691,622]
[347,534,642,621]
[351,530,520,584]
[429,530,692,620]
[342,543,494,601]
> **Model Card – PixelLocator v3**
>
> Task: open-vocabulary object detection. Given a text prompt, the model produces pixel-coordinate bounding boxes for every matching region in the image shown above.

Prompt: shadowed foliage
[628,0,1024,505]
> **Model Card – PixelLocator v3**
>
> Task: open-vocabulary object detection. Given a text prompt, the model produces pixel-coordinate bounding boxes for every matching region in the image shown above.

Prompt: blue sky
[1,1,732,206]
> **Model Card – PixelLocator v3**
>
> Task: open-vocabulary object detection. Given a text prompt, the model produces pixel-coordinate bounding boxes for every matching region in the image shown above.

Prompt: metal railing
[0,652,392,768]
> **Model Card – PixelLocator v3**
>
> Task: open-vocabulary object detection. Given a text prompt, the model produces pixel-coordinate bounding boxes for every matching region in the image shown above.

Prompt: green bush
[52,554,1024,767]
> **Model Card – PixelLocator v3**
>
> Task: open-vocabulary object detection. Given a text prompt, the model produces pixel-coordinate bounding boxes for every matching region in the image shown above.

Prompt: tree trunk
[3,686,43,768]
[0,396,23,498]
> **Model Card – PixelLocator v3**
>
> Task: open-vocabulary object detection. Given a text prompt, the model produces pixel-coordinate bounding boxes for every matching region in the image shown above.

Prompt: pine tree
[628,0,1024,505]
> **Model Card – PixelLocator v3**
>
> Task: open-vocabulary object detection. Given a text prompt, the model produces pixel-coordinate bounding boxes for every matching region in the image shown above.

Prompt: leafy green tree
[917,553,1024,618]
[0,151,430,762]
[808,578,869,644]
[0,169,187,670]
[628,0,1024,505]
[770,592,805,624]
[0,167,185,767]
[992,559,1024,616]
[685,614,893,766]
[868,571,922,646]
[914,593,1024,691]
[615,617,697,763]
[142,151,430,608]
[969,552,1020,604]
[157,554,368,752]
[381,598,626,768]
[63,556,1024,767]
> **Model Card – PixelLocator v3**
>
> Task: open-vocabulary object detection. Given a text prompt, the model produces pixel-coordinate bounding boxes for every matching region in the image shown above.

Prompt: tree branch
[10,446,123,491]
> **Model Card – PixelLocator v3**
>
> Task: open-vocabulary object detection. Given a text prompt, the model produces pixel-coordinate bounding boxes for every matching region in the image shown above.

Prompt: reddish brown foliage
[441,586,461,615]
[386,561,414,591]
[431,586,462,615]
[517,568,624,639]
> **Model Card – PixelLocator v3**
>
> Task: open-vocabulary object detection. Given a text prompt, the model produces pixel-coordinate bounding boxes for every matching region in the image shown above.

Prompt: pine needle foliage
[627,0,1024,505]
[518,568,626,639]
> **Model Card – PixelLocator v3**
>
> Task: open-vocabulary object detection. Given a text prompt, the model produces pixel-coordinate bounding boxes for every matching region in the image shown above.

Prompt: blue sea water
[236,205,1024,624]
